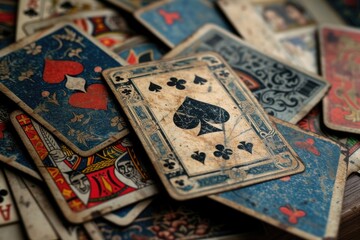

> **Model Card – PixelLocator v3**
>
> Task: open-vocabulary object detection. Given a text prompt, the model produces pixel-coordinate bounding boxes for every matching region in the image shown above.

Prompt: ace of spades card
[103,52,305,200]
[0,23,129,157]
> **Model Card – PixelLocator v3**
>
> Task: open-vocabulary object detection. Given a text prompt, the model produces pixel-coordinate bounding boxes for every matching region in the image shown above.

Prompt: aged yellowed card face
[103,52,305,200]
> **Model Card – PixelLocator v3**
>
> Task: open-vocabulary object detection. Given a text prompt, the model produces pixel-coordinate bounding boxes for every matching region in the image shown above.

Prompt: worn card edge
[134,0,179,48]
[0,22,129,157]
[103,198,152,226]
[164,23,331,124]
[9,109,157,224]
[103,52,305,201]
[320,24,360,134]
[209,117,348,240]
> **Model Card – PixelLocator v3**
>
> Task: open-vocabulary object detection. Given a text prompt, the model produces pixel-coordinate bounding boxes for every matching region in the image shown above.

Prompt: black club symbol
[122,89,132,95]
[0,189,8,203]
[163,159,175,170]
[213,144,233,160]
[167,77,186,90]
[219,70,229,78]
[175,180,184,186]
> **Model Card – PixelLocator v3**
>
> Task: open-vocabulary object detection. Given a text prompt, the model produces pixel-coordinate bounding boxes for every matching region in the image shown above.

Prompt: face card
[0,23,129,157]
[218,0,344,74]
[134,0,234,48]
[10,110,157,224]
[103,199,152,226]
[0,95,41,180]
[23,10,134,49]
[0,1,17,49]
[320,25,360,135]
[103,52,305,200]
[84,196,267,240]
[16,0,104,40]
[103,0,159,12]
[164,24,330,124]
[211,118,348,240]
[113,36,166,65]
[0,168,18,226]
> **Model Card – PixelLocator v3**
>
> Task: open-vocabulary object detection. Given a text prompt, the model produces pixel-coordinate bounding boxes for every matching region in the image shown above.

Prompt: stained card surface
[135,0,233,48]
[211,118,347,240]
[321,25,360,134]
[103,52,304,200]
[0,94,40,180]
[0,23,129,156]
[164,25,329,123]
[10,110,157,223]
[16,0,104,40]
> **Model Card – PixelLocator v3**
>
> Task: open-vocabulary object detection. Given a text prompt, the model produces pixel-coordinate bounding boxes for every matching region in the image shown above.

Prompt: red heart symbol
[68,84,108,110]
[43,59,84,84]
[0,122,6,139]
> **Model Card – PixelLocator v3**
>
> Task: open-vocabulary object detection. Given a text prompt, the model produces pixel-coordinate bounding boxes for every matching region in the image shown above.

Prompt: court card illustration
[103,52,305,200]
[10,110,157,223]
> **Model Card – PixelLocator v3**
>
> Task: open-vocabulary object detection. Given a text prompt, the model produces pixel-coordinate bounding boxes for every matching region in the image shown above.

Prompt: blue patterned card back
[211,118,347,239]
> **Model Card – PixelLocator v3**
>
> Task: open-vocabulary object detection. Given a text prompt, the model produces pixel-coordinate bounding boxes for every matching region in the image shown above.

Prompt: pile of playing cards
[0,0,359,239]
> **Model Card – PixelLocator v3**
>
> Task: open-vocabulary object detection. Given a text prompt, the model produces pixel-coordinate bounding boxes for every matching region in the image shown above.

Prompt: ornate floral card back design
[0,23,129,157]
[103,52,304,200]
[321,25,360,134]
[164,24,330,123]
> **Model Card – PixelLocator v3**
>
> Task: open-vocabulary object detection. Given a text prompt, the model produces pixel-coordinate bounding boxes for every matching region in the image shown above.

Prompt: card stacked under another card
[0,1,358,239]
[103,52,305,200]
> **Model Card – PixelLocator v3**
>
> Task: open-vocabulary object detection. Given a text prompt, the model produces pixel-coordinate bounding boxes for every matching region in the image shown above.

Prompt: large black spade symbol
[173,97,230,136]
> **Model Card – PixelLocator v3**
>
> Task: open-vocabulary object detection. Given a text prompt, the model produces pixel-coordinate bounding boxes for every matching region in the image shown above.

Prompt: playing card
[0,168,18,226]
[320,25,360,135]
[0,94,41,180]
[218,0,344,73]
[16,0,104,40]
[0,1,17,49]
[103,52,305,200]
[297,104,360,177]
[5,170,59,240]
[0,23,129,157]
[113,36,166,65]
[211,118,348,240]
[23,9,134,49]
[84,195,266,240]
[10,110,157,223]
[104,199,152,226]
[134,0,233,48]
[17,174,90,240]
[164,24,330,124]
[103,0,159,12]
